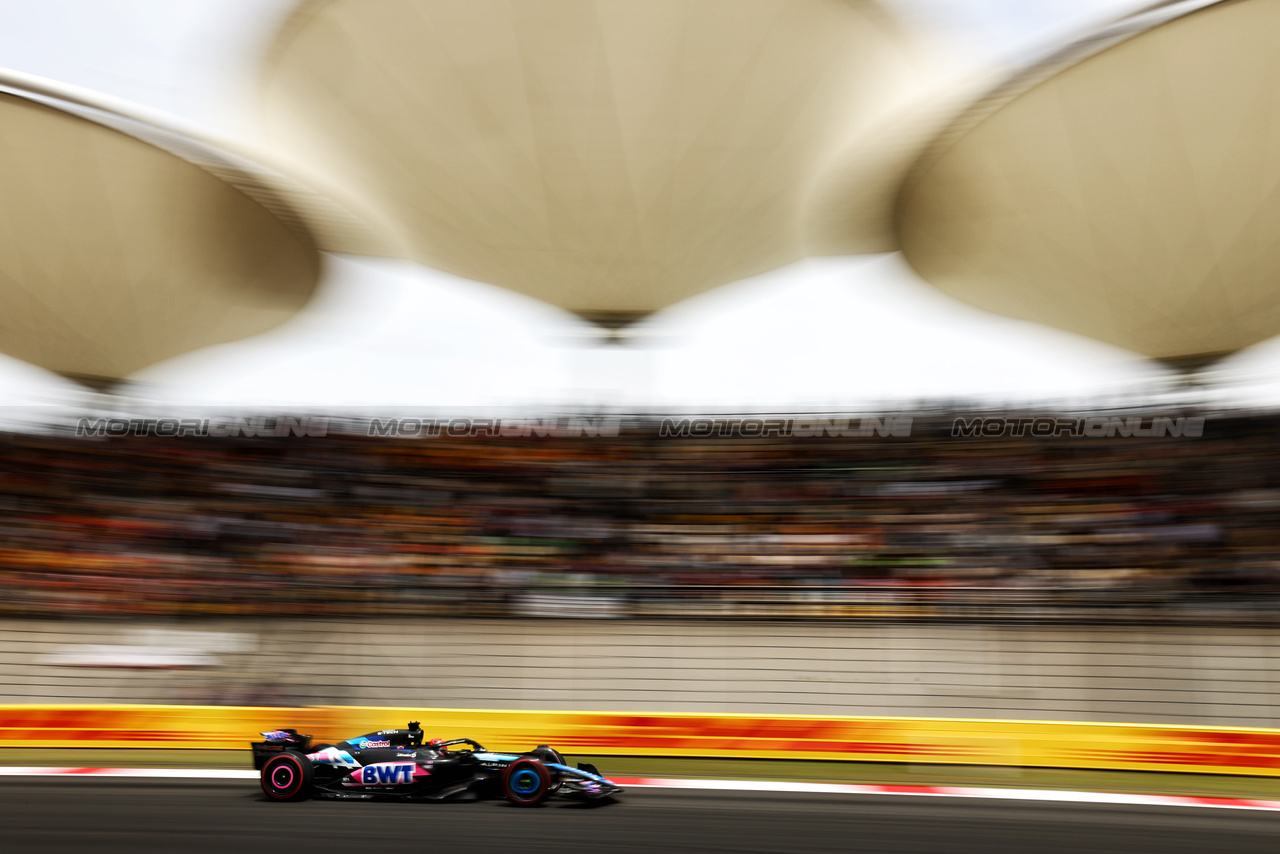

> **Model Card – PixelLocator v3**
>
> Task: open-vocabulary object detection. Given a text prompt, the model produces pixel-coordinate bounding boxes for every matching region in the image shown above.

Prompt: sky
[3,0,1265,413]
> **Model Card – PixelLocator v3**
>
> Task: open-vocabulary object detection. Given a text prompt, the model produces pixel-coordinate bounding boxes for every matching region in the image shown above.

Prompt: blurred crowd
[1,412,1278,619]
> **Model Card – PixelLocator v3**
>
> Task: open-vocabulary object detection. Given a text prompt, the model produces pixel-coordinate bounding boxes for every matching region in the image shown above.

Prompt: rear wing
[250,728,313,770]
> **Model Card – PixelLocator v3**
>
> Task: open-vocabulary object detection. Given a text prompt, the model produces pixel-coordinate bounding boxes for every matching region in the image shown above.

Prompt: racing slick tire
[261,750,314,801]
[501,758,552,806]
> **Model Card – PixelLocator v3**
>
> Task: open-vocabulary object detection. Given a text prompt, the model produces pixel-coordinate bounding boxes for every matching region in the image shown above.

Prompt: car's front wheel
[261,750,314,801]
[501,758,552,806]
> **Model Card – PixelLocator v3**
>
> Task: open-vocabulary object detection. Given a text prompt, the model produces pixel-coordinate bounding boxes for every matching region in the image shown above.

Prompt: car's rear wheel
[501,758,552,806]
[261,750,313,801]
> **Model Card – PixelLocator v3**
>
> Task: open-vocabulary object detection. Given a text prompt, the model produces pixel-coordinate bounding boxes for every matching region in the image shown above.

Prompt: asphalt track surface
[5,779,1277,853]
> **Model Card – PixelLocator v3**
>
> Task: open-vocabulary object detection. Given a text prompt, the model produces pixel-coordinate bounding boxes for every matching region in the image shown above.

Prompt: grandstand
[0,407,1272,621]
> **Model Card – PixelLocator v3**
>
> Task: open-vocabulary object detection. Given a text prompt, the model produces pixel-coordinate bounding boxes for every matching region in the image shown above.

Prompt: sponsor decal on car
[344,763,424,786]
[260,730,294,741]
[357,739,391,749]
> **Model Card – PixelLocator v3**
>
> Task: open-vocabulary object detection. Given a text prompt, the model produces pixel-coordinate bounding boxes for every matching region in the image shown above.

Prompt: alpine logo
[345,763,422,786]
[307,748,358,769]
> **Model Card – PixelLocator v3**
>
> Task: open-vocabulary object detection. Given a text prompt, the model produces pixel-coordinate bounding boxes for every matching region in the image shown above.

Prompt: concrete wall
[3,618,1279,727]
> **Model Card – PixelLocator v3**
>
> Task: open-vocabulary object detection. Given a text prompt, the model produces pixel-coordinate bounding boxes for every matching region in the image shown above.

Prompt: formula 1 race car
[251,721,622,806]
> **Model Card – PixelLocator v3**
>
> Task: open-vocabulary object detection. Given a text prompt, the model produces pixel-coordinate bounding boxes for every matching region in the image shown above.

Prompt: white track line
[0,767,258,779]
[2,767,1278,811]
[612,777,1280,811]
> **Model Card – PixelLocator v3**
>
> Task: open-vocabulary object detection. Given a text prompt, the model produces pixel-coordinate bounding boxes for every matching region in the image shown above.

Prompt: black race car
[251,721,622,806]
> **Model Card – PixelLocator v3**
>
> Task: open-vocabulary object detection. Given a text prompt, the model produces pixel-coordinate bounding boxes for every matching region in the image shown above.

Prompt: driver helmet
[428,738,446,751]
